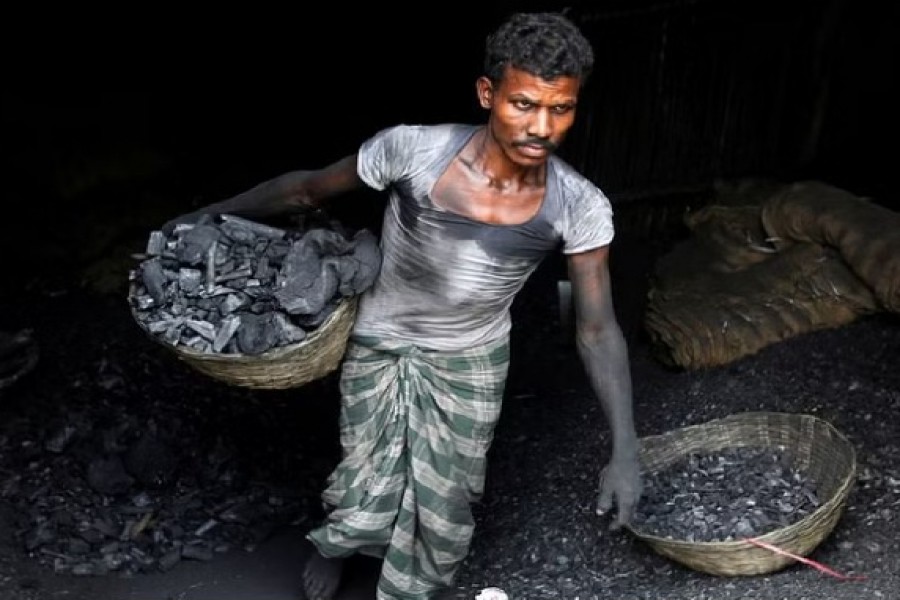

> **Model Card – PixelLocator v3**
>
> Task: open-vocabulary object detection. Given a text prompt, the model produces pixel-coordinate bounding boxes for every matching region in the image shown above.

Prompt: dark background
[1,0,898,292]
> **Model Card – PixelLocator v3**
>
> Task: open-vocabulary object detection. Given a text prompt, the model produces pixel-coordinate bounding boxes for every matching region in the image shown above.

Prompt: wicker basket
[136,297,358,390]
[625,411,856,576]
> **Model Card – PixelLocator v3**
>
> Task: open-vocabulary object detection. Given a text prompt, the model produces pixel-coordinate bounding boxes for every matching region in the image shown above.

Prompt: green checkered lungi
[306,334,510,600]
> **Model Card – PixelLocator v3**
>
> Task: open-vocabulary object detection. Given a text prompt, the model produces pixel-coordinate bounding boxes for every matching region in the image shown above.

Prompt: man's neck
[461,126,546,191]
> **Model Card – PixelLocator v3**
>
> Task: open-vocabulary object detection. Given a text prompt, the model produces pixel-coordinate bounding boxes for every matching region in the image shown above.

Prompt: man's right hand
[160,209,214,236]
[596,452,642,531]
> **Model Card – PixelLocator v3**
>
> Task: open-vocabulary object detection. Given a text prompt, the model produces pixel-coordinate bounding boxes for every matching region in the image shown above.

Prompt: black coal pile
[0,394,314,578]
[632,446,820,542]
[129,214,381,355]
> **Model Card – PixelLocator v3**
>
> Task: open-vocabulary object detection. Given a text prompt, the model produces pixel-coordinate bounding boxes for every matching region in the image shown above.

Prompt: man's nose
[527,109,552,139]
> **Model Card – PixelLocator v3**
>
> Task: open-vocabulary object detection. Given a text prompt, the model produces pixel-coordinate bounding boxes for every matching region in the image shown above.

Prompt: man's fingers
[612,486,641,530]
[596,468,614,515]
[611,501,634,531]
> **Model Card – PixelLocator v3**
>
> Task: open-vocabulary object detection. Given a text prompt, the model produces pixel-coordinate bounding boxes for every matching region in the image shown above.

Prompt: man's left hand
[596,453,642,531]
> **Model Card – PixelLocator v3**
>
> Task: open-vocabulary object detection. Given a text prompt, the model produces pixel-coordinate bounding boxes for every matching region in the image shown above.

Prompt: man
[165,11,641,600]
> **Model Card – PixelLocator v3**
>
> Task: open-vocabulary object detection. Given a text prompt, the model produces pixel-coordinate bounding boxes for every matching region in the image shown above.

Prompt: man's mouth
[514,138,556,157]
[517,145,548,158]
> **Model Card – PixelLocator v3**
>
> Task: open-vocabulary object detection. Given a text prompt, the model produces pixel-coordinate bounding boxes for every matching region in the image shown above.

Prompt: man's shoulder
[364,123,479,170]
[549,154,589,184]
[358,123,479,186]
[549,155,606,202]
[373,123,478,145]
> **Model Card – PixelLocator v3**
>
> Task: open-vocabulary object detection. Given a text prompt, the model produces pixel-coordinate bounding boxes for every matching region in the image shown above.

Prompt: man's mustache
[513,137,557,152]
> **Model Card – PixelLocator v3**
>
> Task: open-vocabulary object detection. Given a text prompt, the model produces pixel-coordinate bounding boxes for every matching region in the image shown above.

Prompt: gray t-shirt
[353,123,614,351]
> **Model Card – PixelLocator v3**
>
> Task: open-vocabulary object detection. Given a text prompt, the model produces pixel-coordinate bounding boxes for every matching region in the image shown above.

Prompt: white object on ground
[476,587,509,600]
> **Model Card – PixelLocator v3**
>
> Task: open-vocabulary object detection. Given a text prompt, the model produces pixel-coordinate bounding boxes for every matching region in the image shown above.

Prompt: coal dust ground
[0,222,898,600]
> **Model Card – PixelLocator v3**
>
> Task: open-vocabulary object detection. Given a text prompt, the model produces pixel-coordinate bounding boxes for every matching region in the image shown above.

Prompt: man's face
[477,65,581,167]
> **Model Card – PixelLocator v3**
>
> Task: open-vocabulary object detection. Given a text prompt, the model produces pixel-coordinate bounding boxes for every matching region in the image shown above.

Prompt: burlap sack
[644,180,890,369]
[646,241,878,369]
[761,181,900,312]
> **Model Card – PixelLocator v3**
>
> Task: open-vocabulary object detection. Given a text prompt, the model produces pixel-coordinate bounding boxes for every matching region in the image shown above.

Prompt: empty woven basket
[625,411,856,576]
[137,296,358,390]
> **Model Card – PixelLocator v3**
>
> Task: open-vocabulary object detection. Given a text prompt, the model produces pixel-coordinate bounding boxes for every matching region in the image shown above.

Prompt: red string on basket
[744,537,867,581]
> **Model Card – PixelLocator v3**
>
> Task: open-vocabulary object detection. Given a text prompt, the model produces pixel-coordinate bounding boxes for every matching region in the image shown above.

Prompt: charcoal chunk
[140,258,167,305]
[175,224,221,266]
[235,313,279,355]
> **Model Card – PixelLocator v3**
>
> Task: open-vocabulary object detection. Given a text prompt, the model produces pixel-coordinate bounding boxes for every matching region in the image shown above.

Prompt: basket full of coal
[127,213,381,389]
[625,411,857,576]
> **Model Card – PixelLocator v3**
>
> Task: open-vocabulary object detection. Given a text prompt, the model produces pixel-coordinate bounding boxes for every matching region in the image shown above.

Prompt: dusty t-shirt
[353,123,614,351]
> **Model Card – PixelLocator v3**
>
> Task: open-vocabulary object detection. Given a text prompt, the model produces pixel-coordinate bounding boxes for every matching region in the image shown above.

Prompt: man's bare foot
[302,552,345,600]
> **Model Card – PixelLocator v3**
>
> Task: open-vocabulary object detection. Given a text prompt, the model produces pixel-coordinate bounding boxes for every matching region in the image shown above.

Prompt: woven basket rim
[131,296,358,389]
[0,343,39,390]
[624,411,857,548]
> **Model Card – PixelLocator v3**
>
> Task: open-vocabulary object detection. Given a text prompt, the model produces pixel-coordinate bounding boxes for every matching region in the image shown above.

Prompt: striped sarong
[306,334,510,600]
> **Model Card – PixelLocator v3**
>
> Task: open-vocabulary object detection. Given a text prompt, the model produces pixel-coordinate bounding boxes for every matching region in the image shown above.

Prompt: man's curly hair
[484,12,594,85]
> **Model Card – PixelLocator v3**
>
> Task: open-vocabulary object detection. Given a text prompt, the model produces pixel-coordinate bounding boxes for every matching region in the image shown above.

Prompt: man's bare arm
[164,154,364,229]
[567,245,641,528]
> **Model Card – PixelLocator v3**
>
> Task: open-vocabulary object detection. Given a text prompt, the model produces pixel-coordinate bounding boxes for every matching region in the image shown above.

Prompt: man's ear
[476,76,493,110]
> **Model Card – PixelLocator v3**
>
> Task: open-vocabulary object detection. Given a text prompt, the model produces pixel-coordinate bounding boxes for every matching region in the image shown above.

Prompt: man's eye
[552,105,573,115]
[513,100,533,110]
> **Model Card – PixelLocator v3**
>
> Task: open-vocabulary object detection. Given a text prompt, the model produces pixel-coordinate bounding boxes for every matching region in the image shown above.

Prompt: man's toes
[302,567,323,599]
[302,555,342,600]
